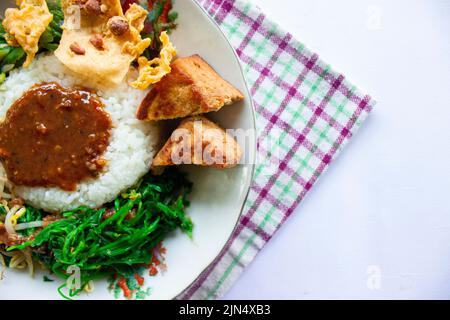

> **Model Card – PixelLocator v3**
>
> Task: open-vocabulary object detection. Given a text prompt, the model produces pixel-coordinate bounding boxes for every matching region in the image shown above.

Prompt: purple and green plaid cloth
[178,0,375,299]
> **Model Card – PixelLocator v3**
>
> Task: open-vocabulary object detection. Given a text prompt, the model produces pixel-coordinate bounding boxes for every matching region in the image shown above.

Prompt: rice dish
[0,54,159,211]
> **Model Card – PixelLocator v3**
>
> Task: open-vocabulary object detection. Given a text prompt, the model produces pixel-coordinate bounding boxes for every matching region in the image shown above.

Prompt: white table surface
[224,0,450,300]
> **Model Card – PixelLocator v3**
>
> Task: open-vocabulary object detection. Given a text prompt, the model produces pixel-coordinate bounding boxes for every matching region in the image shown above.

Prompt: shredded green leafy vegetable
[8,168,193,294]
[16,206,44,237]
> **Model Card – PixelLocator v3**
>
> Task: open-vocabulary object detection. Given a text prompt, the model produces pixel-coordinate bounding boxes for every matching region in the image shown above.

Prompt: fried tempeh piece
[137,55,244,121]
[152,116,243,169]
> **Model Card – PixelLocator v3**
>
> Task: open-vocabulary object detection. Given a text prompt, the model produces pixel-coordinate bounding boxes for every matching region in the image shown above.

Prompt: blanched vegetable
[8,168,192,296]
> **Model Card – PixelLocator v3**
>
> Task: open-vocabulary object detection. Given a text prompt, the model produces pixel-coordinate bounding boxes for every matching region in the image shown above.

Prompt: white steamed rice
[0,53,160,212]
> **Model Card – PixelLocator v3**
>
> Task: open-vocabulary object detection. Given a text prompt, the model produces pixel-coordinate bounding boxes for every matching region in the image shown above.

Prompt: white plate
[0,0,256,299]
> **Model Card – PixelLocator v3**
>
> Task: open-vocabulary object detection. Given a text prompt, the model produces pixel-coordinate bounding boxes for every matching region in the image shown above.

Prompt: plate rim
[173,0,257,300]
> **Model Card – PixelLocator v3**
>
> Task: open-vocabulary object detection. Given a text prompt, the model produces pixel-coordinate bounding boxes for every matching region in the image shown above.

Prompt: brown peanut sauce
[0,82,111,191]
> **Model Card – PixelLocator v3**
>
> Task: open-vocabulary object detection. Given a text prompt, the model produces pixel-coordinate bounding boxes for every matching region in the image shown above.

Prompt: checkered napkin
[177,0,375,299]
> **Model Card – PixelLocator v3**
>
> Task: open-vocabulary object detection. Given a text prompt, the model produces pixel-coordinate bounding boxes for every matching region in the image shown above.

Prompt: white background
[225,0,450,299]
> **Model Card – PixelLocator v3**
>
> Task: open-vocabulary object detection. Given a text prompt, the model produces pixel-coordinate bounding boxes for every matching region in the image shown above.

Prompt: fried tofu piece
[137,55,245,121]
[153,116,243,169]
[2,0,53,67]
